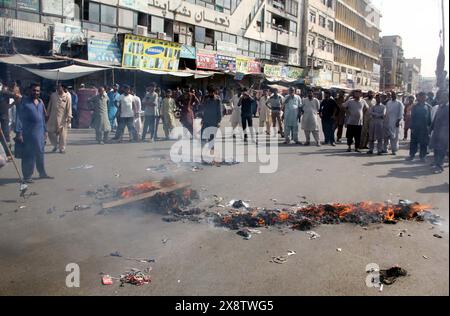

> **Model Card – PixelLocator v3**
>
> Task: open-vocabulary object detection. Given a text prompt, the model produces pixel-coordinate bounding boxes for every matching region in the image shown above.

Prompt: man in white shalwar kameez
[283,87,302,144]
[383,91,404,155]
[258,89,271,135]
[301,90,321,146]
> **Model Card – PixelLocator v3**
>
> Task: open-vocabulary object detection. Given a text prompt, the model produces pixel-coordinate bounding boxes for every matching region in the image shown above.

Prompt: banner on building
[215,54,236,72]
[236,57,262,74]
[119,0,148,12]
[122,34,181,71]
[180,45,196,59]
[196,53,216,70]
[53,22,85,55]
[264,64,282,78]
[88,38,122,65]
[264,64,303,79]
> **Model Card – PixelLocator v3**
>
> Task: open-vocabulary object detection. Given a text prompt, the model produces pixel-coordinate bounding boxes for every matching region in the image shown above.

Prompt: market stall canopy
[267,84,290,92]
[140,68,216,79]
[0,54,64,65]
[21,64,108,80]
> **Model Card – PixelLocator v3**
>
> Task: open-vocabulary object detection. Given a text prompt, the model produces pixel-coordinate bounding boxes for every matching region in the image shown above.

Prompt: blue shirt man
[15,84,53,182]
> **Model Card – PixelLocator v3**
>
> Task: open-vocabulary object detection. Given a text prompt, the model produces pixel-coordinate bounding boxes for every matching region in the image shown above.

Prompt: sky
[371,0,449,77]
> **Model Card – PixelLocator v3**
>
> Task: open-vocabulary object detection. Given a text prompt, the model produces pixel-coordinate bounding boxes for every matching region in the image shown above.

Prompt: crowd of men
[0,79,448,181]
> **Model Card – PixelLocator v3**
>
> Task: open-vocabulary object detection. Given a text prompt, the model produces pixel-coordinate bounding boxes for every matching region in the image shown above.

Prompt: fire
[118,181,159,198]
[277,212,290,222]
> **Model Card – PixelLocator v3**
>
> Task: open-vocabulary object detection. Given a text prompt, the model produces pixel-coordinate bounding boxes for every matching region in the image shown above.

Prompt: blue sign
[180,45,196,59]
[145,46,165,55]
[88,38,122,65]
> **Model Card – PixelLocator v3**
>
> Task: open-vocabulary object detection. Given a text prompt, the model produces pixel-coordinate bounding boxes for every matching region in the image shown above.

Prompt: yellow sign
[236,57,250,73]
[122,34,182,71]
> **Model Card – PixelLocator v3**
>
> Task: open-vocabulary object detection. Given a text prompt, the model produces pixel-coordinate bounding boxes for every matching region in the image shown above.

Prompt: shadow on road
[417,183,449,194]
[378,164,436,180]
[0,178,21,186]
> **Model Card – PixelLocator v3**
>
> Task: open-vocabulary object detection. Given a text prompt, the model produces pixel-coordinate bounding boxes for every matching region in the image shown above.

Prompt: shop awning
[21,64,108,80]
[267,84,290,92]
[0,54,64,65]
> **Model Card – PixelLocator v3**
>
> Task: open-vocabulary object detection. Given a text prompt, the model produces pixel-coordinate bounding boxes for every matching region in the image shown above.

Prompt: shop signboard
[196,53,216,70]
[88,38,122,64]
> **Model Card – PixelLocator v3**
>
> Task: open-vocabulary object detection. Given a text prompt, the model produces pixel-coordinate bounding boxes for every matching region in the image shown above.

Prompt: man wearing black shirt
[319,91,339,146]
[240,88,255,143]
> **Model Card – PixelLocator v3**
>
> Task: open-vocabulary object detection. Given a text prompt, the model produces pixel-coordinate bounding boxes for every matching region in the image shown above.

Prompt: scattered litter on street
[162,238,169,244]
[110,251,156,263]
[228,200,250,209]
[19,205,26,209]
[101,275,114,285]
[69,164,94,170]
[379,266,408,285]
[433,234,443,239]
[271,256,288,264]
[336,248,342,252]
[237,228,252,240]
[287,250,296,256]
[120,269,151,286]
[73,205,91,211]
[307,231,320,240]
[423,255,429,260]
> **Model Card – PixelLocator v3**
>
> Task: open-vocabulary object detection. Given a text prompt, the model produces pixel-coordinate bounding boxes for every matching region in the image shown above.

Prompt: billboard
[52,22,85,55]
[122,34,181,71]
[88,38,122,65]
[196,53,216,70]
[215,54,236,72]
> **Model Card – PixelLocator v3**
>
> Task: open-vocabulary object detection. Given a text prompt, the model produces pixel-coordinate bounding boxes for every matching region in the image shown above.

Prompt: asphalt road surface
[0,120,448,296]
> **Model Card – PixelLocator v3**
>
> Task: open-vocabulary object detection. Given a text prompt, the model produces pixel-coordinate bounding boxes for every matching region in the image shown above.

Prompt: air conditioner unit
[157,32,166,40]
[134,25,147,37]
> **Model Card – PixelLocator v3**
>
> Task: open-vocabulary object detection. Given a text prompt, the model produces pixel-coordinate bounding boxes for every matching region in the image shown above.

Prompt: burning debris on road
[215,200,438,231]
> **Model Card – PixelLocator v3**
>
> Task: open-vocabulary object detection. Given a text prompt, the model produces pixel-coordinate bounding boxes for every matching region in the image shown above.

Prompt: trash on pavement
[120,269,151,286]
[379,266,408,285]
[336,248,342,252]
[237,228,252,240]
[287,250,296,256]
[433,234,443,239]
[73,205,91,211]
[69,164,94,170]
[101,275,114,285]
[423,255,430,260]
[307,231,320,240]
[228,200,250,209]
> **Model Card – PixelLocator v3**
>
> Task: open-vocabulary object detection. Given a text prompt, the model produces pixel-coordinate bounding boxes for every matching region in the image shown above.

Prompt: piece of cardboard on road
[102,182,191,209]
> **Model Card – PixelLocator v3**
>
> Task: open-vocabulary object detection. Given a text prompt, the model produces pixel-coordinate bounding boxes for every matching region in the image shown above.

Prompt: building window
[17,0,39,12]
[0,0,16,9]
[327,20,334,31]
[42,0,63,15]
[17,10,39,22]
[150,15,164,33]
[318,38,325,50]
[319,15,326,28]
[101,25,116,34]
[83,1,99,23]
[309,10,316,24]
[118,8,136,29]
[101,4,116,26]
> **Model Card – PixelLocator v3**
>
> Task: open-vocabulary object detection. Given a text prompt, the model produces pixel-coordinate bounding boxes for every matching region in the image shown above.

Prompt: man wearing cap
[406,92,432,162]
[382,91,404,155]
[47,84,72,154]
[283,87,302,144]
[342,89,369,152]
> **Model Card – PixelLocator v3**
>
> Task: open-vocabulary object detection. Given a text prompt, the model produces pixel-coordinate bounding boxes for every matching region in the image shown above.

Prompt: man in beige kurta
[47,85,72,153]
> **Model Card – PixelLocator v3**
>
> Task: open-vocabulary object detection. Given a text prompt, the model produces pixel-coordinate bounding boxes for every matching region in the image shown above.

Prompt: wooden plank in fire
[102,182,191,209]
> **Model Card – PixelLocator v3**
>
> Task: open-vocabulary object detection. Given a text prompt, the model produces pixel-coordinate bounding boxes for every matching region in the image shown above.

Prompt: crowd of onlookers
[0,78,448,179]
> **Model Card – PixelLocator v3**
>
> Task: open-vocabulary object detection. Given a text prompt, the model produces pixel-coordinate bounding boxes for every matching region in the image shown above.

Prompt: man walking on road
[240,88,255,143]
[301,90,321,147]
[47,84,72,154]
[406,92,432,162]
[258,89,271,135]
[383,91,404,155]
[283,87,302,145]
[141,83,159,142]
[343,89,368,153]
[15,83,53,183]
[429,91,449,173]
[319,90,339,146]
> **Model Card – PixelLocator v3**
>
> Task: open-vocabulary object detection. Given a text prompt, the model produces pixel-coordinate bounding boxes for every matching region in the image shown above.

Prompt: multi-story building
[0,1,304,78]
[300,0,336,87]
[403,58,421,95]
[380,35,405,91]
[333,0,381,91]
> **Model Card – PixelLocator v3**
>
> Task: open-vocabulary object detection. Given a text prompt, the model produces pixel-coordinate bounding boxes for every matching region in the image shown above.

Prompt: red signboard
[248,60,261,74]
[196,53,216,70]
